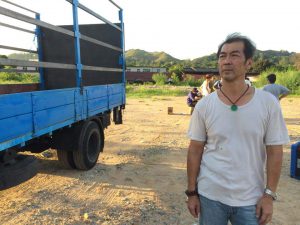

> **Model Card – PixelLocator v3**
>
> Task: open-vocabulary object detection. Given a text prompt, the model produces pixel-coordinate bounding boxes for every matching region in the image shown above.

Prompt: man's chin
[221,73,234,80]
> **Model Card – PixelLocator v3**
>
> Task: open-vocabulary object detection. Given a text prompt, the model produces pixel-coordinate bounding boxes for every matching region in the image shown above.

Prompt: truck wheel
[0,154,38,190]
[57,150,76,169]
[73,121,102,170]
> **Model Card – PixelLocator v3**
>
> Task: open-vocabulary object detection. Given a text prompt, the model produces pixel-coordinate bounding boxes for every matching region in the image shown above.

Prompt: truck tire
[0,154,38,190]
[57,150,76,169]
[73,121,103,170]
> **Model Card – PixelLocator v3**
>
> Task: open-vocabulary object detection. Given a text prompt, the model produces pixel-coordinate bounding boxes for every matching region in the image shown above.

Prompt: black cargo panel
[40,23,122,89]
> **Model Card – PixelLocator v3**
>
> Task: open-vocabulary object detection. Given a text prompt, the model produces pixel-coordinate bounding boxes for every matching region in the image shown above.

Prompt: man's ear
[246,59,253,70]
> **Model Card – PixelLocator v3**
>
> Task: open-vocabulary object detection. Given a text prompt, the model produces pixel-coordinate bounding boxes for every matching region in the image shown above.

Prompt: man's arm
[256,145,283,225]
[266,145,283,193]
[279,93,288,101]
[279,86,290,101]
[187,140,205,218]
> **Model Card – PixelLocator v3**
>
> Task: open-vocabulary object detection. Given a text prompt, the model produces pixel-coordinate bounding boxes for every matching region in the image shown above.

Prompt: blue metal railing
[35,13,45,90]
[70,0,83,89]
[68,0,125,91]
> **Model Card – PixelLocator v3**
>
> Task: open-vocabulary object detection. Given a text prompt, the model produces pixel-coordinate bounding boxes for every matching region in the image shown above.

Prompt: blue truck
[0,0,125,189]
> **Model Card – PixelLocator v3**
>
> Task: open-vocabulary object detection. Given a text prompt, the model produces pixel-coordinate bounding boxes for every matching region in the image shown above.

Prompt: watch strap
[185,189,199,197]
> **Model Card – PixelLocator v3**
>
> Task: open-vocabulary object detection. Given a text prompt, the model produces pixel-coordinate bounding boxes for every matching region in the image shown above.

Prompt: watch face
[264,188,277,200]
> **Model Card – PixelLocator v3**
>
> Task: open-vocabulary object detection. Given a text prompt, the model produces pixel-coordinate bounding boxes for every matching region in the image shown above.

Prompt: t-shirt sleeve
[187,104,207,142]
[264,100,290,145]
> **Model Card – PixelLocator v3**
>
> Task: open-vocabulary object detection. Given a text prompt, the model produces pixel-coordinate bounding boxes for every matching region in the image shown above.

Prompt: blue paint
[71,0,83,89]
[290,142,300,180]
[0,93,32,120]
[119,9,126,88]
[0,114,33,143]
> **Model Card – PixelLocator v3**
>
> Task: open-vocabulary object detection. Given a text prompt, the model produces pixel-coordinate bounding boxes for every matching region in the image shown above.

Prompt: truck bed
[0,83,125,151]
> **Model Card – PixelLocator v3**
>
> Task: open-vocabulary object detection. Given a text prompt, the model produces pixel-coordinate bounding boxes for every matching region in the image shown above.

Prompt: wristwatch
[264,188,278,201]
[185,189,199,197]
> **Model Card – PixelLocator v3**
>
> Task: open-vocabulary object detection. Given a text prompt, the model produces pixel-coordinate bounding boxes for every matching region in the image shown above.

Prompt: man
[187,87,201,115]
[245,75,252,86]
[200,74,214,96]
[186,33,289,225]
[263,74,290,101]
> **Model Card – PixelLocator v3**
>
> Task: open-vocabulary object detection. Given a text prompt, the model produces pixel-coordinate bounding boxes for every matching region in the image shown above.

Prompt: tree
[152,73,167,85]
[168,64,184,81]
[0,55,8,69]
[251,58,274,72]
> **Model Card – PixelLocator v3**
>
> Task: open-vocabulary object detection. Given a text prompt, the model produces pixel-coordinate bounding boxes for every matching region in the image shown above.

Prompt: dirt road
[0,96,299,225]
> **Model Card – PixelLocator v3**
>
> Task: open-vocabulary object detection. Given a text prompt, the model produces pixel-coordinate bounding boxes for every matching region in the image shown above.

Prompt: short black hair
[267,74,276,83]
[217,33,256,61]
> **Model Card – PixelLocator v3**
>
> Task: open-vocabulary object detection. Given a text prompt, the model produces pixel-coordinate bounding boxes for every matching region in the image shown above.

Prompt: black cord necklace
[219,85,249,111]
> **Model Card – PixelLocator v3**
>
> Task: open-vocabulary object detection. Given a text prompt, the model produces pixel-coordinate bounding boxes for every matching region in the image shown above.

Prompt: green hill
[125,49,181,67]
[6,49,300,72]
[125,49,299,72]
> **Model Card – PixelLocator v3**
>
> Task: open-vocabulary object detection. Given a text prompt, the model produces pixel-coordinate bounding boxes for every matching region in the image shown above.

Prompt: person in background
[213,79,222,90]
[214,75,251,90]
[200,74,214,96]
[167,77,173,85]
[187,87,201,115]
[245,75,252,86]
[263,73,290,101]
[186,33,289,225]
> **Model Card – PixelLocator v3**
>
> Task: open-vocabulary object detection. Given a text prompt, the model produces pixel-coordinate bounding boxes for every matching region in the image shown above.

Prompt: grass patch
[0,72,39,84]
[126,85,189,98]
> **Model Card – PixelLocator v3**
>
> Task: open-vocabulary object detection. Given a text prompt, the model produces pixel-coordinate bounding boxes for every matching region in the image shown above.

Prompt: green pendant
[231,105,238,111]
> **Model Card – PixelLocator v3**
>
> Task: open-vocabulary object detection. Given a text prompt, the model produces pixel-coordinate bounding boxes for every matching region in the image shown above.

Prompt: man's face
[218,41,252,82]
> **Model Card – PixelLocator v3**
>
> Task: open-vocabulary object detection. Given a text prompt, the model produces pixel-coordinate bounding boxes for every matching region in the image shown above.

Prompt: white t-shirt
[263,83,290,100]
[188,88,290,206]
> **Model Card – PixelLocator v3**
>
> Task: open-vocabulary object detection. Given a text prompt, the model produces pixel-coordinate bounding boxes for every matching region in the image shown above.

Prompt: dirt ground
[0,96,300,225]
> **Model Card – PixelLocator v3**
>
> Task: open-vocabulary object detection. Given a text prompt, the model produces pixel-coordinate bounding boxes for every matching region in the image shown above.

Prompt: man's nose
[223,56,232,64]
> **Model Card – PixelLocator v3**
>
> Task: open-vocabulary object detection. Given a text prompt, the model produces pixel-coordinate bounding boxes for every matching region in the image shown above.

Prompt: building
[126,67,167,83]
[126,67,167,73]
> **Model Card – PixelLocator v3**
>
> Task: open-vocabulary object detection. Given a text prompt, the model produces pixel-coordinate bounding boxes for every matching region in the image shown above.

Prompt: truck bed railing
[65,0,122,32]
[1,0,38,14]
[0,21,35,34]
[0,58,123,72]
[0,6,123,52]
[0,0,125,88]
[0,45,37,54]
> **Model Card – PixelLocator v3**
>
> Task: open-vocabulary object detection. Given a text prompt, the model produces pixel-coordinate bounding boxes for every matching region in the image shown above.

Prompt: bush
[170,72,180,85]
[152,73,167,85]
[0,72,39,84]
[183,75,203,87]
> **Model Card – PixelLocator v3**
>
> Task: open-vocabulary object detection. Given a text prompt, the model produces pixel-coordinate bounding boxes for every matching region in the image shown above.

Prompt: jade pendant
[231,105,238,111]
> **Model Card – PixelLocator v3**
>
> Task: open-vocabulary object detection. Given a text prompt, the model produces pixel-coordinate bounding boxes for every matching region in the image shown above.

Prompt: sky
[0,0,299,60]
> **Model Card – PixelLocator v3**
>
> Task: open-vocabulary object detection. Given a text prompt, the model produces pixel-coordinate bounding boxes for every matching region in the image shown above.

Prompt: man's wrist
[264,188,278,201]
[185,188,199,197]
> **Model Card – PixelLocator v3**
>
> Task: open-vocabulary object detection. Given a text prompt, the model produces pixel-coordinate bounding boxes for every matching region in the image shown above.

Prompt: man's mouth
[222,69,233,72]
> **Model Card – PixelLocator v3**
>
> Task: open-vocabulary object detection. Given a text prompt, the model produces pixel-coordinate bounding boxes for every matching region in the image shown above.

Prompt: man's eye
[219,55,225,58]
